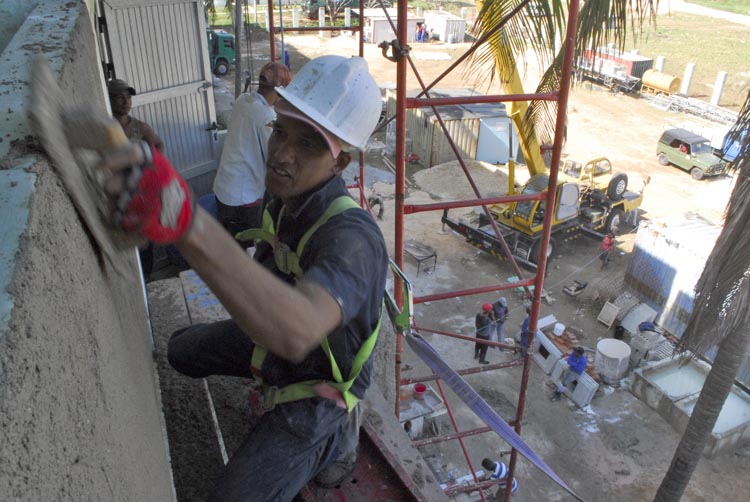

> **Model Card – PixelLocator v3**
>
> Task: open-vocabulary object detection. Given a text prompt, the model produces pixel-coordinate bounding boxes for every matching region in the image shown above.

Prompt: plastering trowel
[30,56,145,277]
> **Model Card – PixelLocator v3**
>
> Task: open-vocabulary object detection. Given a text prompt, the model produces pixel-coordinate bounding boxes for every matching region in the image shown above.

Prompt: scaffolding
[261,0,581,500]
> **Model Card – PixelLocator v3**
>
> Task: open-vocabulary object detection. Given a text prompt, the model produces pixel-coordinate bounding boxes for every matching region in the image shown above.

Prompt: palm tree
[654,97,750,501]
[472,0,656,154]
[472,1,750,500]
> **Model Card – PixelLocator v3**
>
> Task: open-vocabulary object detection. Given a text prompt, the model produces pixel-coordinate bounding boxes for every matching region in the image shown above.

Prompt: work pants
[168,320,348,502]
[494,321,505,345]
[474,334,489,361]
[556,368,582,394]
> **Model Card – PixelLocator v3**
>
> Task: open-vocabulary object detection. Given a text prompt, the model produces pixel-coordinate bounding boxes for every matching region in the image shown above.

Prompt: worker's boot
[550,390,561,402]
[315,404,361,488]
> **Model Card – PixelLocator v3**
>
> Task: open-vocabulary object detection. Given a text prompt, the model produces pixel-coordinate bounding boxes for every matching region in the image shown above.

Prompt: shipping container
[582,48,654,78]
[385,88,519,167]
[362,8,423,44]
[423,11,466,43]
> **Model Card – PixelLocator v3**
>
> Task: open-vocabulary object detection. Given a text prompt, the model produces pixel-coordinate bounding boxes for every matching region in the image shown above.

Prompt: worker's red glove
[116,145,193,244]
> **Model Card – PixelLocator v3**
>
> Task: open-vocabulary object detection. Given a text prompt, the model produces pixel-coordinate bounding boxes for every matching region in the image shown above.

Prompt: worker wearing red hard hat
[95,55,387,500]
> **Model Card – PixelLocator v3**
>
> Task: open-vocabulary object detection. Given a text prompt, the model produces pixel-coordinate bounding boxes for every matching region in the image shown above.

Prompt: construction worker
[213,62,292,240]
[96,55,387,501]
[107,78,164,153]
[550,347,588,401]
[491,296,509,347]
[600,232,614,269]
[518,306,532,356]
[480,458,519,496]
[474,303,493,364]
[107,78,165,277]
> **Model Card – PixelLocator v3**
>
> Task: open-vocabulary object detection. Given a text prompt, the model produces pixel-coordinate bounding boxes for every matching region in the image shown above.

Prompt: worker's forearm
[175,208,341,362]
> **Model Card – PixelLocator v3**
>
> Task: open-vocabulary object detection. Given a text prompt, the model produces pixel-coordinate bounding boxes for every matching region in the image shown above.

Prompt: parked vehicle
[207,29,235,76]
[717,128,747,163]
[656,128,727,180]
[558,157,629,201]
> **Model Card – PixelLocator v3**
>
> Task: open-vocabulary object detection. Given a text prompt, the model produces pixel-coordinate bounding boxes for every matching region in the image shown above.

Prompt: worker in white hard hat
[95,55,387,501]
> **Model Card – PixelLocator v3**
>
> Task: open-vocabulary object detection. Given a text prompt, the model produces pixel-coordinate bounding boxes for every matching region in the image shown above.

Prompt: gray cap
[108,78,136,96]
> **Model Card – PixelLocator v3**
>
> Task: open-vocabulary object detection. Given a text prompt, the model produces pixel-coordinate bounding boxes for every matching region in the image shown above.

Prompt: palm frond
[470,0,658,153]
[679,90,750,355]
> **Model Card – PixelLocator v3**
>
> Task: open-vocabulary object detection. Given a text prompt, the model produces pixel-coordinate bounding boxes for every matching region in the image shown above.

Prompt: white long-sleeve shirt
[213,91,274,206]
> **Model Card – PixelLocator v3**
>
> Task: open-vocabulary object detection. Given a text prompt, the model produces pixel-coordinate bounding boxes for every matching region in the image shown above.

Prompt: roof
[590,47,654,63]
[661,128,710,144]
[361,8,423,20]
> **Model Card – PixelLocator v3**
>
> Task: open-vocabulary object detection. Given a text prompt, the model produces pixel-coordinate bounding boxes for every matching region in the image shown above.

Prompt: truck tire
[606,173,628,200]
[214,59,229,76]
[657,153,670,166]
[605,208,624,236]
[690,167,704,180]
[531,237,555,265]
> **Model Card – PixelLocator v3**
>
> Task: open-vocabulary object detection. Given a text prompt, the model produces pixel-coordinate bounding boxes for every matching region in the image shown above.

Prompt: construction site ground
[189,18,750,502]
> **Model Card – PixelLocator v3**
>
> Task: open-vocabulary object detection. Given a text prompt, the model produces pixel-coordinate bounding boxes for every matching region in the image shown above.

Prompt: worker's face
[265,114,350,201]
[109,91,132,117]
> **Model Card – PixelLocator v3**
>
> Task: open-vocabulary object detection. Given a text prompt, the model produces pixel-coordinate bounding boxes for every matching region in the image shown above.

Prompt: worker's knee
[167,326,209,378]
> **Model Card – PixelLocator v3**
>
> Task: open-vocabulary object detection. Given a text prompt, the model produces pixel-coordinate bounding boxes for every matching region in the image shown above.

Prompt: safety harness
[235,196,381,415]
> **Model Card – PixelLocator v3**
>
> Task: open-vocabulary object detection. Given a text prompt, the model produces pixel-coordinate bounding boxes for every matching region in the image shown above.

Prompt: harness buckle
[249,385,278,417]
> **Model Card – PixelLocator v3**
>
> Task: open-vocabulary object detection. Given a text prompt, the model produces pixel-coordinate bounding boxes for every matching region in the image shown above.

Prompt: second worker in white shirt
[213,62,292,240]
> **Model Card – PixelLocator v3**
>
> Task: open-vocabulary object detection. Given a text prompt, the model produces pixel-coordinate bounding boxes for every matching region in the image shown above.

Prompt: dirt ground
[206,17,750,502]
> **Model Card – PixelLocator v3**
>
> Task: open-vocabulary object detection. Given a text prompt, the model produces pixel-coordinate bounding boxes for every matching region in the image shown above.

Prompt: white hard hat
[275,55,381,150]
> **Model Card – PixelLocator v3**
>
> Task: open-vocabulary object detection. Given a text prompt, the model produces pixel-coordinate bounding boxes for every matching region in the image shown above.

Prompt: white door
[100,0,218,183]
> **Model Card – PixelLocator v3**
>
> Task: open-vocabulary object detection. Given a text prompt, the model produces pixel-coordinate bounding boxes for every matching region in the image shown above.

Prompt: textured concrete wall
[0,2,174,500]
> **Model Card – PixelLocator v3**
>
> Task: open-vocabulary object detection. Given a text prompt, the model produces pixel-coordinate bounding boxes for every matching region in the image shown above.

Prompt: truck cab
[207,29,235,76]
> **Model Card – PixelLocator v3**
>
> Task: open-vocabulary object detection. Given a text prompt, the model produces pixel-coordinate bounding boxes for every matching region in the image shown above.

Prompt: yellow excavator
[441,62,645,268]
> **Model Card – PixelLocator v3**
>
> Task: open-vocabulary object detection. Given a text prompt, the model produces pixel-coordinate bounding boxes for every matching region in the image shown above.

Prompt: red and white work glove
[109,142,194,244]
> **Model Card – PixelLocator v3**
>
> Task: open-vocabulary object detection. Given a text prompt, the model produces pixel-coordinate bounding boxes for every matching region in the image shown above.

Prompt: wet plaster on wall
[1,2,175,501]
[0,162,35,339]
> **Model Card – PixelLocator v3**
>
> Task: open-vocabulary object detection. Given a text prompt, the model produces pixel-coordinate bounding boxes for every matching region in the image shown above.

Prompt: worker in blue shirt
[551,347,588,401]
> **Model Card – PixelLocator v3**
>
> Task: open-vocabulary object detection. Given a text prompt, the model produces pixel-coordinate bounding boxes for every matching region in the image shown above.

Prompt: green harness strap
[238,196,381,413]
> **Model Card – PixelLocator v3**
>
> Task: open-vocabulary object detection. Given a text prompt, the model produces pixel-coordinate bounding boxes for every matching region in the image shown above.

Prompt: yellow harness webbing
[237,196,381,413]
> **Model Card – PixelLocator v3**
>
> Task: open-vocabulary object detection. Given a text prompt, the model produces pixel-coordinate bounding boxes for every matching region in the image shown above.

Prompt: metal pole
[234,0,244,97]
[267,0,276,61]
[505,1,581,500]
[277,0,285,63]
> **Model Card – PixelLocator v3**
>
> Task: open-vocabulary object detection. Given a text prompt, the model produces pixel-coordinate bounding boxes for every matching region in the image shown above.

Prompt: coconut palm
[654,96,750,501]
[472,1,750,500]
[472,0,656,152]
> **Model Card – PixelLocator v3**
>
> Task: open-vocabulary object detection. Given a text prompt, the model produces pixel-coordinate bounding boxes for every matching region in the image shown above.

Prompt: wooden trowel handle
[63,110,130,151]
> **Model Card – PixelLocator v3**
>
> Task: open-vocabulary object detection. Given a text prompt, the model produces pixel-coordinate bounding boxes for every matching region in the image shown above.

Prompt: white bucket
[595,338,631,384]
[553,323,565,337]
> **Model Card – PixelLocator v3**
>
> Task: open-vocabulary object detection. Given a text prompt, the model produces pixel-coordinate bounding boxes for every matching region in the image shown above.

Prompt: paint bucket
[595,338,631,384]
[553,323,565,337]
[413,383,427,400]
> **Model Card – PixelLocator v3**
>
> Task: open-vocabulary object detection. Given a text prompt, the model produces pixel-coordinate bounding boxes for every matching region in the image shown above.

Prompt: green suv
[656,128,727,180]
